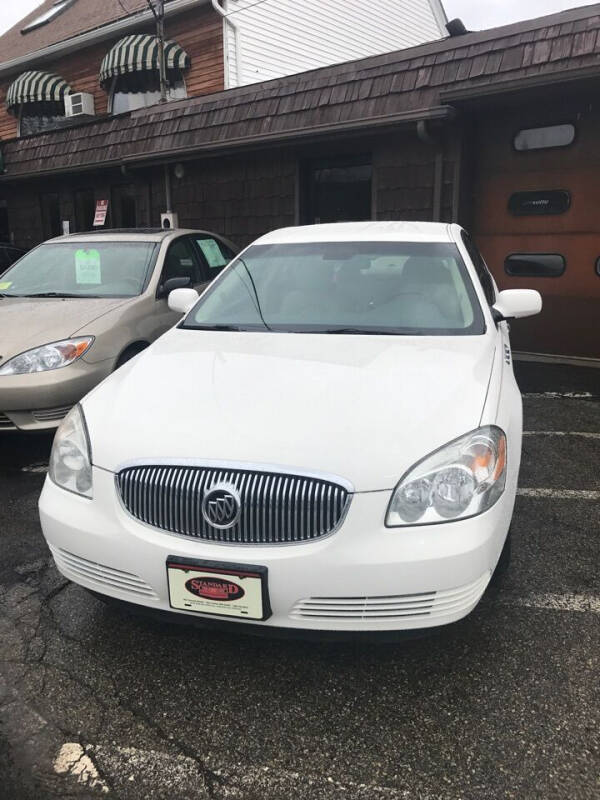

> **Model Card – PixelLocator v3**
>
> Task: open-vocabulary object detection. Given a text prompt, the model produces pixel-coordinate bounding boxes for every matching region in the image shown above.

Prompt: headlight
[386,426,507,527]
[49,405,93,498]
[0,337,94,376]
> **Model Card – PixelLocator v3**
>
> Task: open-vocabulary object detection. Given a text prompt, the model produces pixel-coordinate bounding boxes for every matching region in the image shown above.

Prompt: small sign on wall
[93,199,109,227]
[508,190,571,216]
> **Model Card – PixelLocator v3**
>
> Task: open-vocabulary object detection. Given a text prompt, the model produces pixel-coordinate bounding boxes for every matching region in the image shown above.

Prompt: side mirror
[168,287,199,314]
[492,289,542,322]
[158,276,192,298]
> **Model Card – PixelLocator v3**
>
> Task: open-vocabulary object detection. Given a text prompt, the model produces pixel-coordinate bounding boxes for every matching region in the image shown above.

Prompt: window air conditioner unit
[64,92,95,118]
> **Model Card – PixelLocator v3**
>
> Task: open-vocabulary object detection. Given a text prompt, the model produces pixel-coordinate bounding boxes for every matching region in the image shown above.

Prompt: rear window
[183,241,485,336]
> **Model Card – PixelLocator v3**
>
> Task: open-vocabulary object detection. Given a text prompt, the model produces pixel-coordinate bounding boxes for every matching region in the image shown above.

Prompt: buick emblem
[202,484,241,530]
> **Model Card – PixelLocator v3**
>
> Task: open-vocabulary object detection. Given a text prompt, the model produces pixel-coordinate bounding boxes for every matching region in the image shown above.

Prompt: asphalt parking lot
[1,362,599,800]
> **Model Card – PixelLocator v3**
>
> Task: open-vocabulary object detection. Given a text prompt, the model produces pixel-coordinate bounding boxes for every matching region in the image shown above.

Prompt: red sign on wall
[93,199,108,227]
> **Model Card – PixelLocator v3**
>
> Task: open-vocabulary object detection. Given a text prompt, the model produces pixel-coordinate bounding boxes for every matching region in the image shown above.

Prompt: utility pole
[147,0,168,103]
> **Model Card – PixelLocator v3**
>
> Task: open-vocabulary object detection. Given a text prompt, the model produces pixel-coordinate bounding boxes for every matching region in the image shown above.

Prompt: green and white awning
[6,70,71,110]
[100,34,191,86]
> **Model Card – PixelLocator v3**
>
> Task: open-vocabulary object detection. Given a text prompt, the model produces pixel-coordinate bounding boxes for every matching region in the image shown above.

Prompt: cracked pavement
[0,363,599,799]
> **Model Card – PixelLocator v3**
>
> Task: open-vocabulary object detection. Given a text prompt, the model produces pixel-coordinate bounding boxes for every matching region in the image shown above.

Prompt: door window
[40,193,61,239]
[111,185,138,228]
[160,237,203,288]
[74,189,96,232]
[461,232,496,305]
[303,157,372,224]
[193,236,235,277]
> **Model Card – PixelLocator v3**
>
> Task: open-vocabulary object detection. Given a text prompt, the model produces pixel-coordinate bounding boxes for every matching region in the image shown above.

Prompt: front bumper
[39,466,514,633]
[0,358,113,431]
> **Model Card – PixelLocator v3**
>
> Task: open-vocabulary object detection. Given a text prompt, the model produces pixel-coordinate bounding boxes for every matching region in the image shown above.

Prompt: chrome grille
[116,465,351,544]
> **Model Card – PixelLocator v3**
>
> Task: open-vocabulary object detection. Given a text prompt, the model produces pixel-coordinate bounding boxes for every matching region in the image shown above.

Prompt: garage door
[471,107,600,360]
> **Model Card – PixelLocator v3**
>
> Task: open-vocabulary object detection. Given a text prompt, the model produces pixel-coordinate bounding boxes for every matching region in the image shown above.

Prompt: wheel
[491,527,512,585]
[114,343,147,370]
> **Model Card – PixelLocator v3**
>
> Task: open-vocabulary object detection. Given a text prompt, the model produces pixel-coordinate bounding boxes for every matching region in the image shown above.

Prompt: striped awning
[100,34,191,86]
[6,70,71,110]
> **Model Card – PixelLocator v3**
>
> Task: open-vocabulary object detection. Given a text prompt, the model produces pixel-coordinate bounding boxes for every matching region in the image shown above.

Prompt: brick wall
[0,6,223,142]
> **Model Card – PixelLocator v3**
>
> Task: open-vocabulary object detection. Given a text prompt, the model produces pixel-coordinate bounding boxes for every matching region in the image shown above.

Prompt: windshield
[182,241,485,335]
[0,241,158,298]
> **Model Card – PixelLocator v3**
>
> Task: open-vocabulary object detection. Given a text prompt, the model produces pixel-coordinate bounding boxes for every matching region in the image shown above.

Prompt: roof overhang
[441,65,600,107]
[0,105,457,182]
[0,0,209,79]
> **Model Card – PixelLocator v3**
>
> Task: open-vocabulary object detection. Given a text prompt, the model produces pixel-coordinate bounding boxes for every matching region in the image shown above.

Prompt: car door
[151,236,206,338]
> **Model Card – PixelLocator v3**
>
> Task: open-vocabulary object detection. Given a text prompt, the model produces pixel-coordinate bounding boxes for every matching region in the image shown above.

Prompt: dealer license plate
[166,557,271,621]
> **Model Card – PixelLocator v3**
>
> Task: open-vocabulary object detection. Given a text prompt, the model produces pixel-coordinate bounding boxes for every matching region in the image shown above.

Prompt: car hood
[0,296,129,363]
[84,329,497,492]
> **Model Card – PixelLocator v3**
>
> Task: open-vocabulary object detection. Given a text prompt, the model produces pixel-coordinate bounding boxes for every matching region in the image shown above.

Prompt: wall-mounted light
[174,163,185,180]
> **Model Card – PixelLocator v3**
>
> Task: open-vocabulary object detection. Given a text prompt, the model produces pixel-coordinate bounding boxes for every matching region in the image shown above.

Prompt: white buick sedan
[39,222,541,636]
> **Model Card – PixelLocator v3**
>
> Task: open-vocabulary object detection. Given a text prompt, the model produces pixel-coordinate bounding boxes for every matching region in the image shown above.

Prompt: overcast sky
[0,0,595,37]
[442,0,591,29]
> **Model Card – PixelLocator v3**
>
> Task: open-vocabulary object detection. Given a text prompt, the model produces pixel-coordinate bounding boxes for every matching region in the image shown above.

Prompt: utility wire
[221,0,274,17]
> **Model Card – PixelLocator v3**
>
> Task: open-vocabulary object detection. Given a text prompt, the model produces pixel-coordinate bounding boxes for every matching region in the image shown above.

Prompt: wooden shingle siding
[4,3,600,179]
[0,6,223,143]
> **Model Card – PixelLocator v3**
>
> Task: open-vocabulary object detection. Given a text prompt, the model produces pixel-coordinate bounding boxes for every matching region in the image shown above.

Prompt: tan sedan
[0,228,238,431]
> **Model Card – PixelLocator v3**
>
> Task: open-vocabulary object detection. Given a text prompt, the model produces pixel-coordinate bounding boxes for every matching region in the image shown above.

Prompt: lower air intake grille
[50,546,157,599]
[0,412,15,430]
[32,405,72,423]
[116,465,351,544]
[290,574,491,622]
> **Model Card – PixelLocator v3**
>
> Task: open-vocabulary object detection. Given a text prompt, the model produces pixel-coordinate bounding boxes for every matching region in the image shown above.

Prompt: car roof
[43,228,225,244]
[255,221,454,245]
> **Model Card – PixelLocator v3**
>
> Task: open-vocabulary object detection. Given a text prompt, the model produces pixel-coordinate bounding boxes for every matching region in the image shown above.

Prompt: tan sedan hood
[0,296,129,363]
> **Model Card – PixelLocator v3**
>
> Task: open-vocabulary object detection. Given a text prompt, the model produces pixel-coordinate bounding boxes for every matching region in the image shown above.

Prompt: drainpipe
[417,119,443,222]
[164,164,173,214]
[211,0,243,88]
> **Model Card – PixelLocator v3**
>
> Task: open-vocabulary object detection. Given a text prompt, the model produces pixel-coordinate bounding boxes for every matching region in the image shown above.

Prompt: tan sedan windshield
[0,242,158,298]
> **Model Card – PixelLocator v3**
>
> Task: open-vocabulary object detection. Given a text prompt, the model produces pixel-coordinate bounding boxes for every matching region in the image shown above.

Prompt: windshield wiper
[0,293,17,298]
[21,292,91,298]
[318,327,401,335]
[183,323,246,331]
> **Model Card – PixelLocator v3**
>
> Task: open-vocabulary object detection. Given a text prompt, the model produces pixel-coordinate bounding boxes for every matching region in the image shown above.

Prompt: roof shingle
[0,0,149,63]
[4,2,600,179]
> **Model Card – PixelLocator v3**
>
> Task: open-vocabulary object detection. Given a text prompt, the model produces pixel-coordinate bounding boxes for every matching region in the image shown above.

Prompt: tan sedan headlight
[49,405,93,498]
[0,337,94,375]
[386,426,507,526]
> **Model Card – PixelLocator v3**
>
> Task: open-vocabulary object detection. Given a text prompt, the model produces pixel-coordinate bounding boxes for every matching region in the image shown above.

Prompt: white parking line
[20,464,48,474]
[54,743,109,793]
[523,431,600,439]
[497,592,600,614]
[517,488,600,500]
[523,391,597,400]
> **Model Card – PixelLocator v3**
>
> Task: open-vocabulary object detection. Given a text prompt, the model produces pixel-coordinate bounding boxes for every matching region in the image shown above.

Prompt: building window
[505,254,566,278]
[40,193,61,240]
[19,101,66,136]
[513,124,575,152]
[303,157,372,224]
[109,70,187,115]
